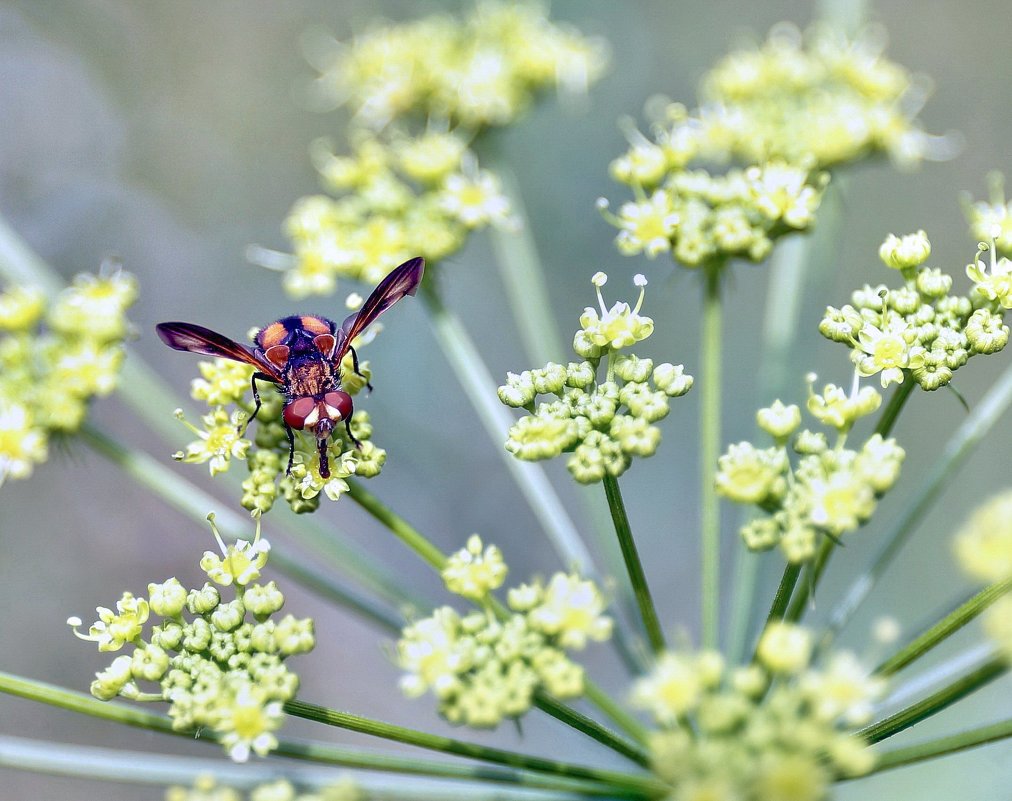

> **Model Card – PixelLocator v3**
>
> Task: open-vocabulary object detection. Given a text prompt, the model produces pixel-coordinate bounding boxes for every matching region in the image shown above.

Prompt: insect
[157,256,424,479]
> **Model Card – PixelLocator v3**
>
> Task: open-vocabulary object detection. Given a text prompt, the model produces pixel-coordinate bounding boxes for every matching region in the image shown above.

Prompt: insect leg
[344,417,363,450]
[348,345,373,392]
[283,420,296,475]
[240,371,276,434]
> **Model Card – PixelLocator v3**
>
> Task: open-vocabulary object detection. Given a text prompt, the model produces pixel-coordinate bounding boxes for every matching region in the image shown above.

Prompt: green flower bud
[274,615,316,656]
[211,599,246,632]
[780,523,817,563]
[148,578,188,618]
[916,268,952,299]
[532,362,567,395]
[936,295,972,318]
[90,655,134,701]
[597,380,621,401]
[620,382,670,422]
[851,284,888,311]
[584,393,618,427]
[567,431,628,483]
[856,434,905,492]
[756,401,801,440]
[506,414,579,460]
[573,330,604,359]
[566,361,597,388]
[793,429,828,455]
[209,630,237,663]
[965,308,1009,354]
[131,643,170,682]
[715,443,787,505]
[251,621,277,654]
[652,362,693,396]
[187,583,221,615]
[908,347,952,390]
[182,617,212,652]
[611,414,662,456]
[151,621,184,651]
[244,581,286,619]
[352,441,386,477]
[614,355,654,383]
[740,517,781,551]
[889,286,921,315]
[498,371,536,407]
[818,305,863,343]
[879,230,931,269]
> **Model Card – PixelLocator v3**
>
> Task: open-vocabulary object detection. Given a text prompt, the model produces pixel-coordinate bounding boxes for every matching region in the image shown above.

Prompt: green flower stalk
[499,272,692,483]
[167,774,362,801]
[69,514,315,762]
[0,267,136,484]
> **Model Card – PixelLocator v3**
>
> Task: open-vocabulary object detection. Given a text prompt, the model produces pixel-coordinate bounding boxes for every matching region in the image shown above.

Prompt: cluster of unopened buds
[0,269,136,484]
[717,384,904,563]
[820,230,1008,391]
[634,623,885,799]
[397,535,612,727]
[69,514,315,762]
[499,273,692,483]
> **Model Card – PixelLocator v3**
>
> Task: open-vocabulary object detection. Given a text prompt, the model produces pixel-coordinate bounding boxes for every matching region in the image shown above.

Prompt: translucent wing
[335,256,425,361]
[156,322,282,382]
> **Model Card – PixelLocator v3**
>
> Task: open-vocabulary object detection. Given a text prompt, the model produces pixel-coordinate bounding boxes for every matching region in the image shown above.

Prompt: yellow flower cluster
[175,337,385,515]
[964,173,1012,257]
[310,1,608,130]
[166,774,361,801]
[604,23,938,271]
[400,542,611,727]
[279,130,514,297]
[70,516,314,763]
[954,490,1012,661]
[0,270,136,484]
[718,389,905,563]
[500,274,692,483]
[441,534,508,599]
[634,626,883,801]
[821,232,1008,391]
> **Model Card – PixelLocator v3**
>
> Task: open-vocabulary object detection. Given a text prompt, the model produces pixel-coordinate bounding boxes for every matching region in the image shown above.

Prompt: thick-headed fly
[157,256,424,479]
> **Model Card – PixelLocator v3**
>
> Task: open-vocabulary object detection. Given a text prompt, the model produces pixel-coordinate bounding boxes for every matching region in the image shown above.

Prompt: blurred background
[2,1,1011,798]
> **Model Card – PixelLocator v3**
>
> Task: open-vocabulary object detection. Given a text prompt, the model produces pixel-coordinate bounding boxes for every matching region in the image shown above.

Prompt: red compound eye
[323,391,353,421]
[283,397,317,430]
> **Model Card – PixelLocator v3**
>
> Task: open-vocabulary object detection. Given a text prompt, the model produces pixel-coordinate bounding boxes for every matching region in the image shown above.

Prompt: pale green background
[1,1,1010,799]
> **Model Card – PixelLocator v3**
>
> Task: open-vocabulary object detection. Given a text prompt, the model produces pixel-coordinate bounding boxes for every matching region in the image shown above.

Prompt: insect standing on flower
[157,256,424,479]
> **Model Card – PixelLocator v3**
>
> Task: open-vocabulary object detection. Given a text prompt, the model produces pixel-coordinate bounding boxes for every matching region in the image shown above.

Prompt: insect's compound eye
[283,397,318,430]
[264,344,290,368]
[322,391,354,421]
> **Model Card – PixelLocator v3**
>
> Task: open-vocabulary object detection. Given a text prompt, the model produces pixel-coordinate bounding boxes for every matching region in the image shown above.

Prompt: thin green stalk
[868,717,1012,775]
[859,656,1007,744]
[285,699,660,795]
[420,284,596,575]
[602,474,666,653]
[700,260,724,650]
[763,563,802,630]
[0,736,604,801]
[823,361,1012,643]
[531,691,649,765]
[78,424,403,633]
[0,673,631,797]
[874,579,1012,677]
[344,477,650,760]
[581,680,652,748]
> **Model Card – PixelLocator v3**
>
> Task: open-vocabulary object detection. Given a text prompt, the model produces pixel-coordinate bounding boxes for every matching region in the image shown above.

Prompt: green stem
[421,283,596,575]
[873,376,916,439]
[285,699,660,795]
[869,717,1012,775]
[602,474,666,653]
[859,656,1007,744]
[581,681,651,748]
[823,361,1012,644]
[875,579,1012,677]
[700,260,724,649]
[344,478,650,760]
[78,424,403,633]
[0,673,631,797]
[0,736,605,801]
[763,563,802,629]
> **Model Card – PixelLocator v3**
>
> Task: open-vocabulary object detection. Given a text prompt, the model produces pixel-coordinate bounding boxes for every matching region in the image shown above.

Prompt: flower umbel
[69,514,314,762]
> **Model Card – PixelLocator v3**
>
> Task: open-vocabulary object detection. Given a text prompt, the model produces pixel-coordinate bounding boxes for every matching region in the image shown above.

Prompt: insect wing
[335,256,425,361]
[156,322,282,382]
